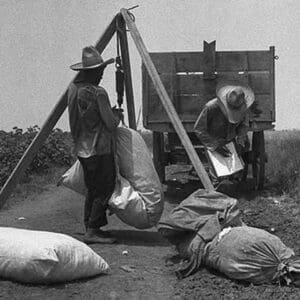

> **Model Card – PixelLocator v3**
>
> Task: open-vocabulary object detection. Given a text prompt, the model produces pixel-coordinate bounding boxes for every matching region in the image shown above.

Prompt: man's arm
[236,114,250,137]
[67,85,79,141]
[194,106,224,151]
[236,114,250,147]
[95,88,120,132]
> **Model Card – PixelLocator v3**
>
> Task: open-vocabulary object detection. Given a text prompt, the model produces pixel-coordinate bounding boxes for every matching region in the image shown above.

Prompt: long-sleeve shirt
[68,81,120,158]
[193,98,249,151]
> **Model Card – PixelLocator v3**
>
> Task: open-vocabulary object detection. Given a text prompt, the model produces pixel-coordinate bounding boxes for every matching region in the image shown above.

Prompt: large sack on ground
[204,226,300,285]
[61,127,164,229]
[0,227,109,284]
[158,189,242,245]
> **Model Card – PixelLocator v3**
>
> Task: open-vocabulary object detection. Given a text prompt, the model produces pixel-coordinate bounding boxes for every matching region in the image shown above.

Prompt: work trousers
[78,154,116,229]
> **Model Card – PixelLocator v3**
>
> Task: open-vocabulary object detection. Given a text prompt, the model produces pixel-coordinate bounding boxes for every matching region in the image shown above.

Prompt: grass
[3,166,67,210]
[1,128,299,206]
[141,129,300,197]
[265,130,300,197]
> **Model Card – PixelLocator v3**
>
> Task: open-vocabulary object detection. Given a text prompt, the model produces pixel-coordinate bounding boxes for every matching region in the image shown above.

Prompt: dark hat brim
[70,58,115,71]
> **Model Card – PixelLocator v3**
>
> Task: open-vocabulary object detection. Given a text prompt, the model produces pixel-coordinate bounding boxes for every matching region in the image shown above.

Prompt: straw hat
[216,85,255,124]
[70,46,114,71]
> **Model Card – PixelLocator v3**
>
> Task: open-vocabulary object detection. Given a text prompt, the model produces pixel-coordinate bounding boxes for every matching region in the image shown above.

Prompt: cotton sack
[0,227,109,284]
[204,226,300,285]
[61,127,164,229]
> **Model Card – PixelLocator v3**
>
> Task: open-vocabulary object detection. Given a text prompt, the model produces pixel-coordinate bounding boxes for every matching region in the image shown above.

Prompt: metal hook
[274,55,279,60]
[127,5,139,11]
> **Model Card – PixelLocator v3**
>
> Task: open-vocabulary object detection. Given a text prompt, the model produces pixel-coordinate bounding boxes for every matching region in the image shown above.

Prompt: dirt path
[0,183,179,299]
[0,180,300,299]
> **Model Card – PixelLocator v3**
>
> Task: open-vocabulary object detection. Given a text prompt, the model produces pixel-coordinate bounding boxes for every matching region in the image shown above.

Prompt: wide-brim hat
[216,84,255,124]
[70,46,114,71]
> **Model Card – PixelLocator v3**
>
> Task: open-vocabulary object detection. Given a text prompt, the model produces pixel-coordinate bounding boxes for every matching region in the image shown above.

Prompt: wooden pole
[0,16,117,208]
[117,14,136,129]
[121,8,214,191]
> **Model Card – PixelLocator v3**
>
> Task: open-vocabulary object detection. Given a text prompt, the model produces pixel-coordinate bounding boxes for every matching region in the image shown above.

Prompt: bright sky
[0,0,299,131]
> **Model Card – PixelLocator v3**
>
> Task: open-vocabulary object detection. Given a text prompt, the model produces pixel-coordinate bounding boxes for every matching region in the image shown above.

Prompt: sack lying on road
[61,127,164,229]
[158,188,242,246]
[0,227,109,284]
[158,188,243,278]
[204,226,300,286]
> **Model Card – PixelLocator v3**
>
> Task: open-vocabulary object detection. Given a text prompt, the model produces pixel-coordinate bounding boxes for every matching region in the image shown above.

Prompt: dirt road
[0,178,300,299]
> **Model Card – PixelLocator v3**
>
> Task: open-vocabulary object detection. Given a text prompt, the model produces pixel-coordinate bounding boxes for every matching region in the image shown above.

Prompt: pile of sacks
[61,127,164,229]
[158,189,300,286]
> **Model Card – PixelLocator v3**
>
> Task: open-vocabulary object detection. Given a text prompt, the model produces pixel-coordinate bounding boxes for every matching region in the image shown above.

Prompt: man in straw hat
[68,46,123,244]
[194,84,255,184]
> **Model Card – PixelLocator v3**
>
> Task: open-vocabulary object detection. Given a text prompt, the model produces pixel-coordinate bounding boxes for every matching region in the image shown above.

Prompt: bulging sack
[61,127,164,229]
[61,159,86,195]
[204,226,300,285]
[0,227,109,284]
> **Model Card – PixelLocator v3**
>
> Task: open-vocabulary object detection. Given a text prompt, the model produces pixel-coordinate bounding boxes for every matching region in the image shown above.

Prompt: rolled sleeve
[194,106,220,151]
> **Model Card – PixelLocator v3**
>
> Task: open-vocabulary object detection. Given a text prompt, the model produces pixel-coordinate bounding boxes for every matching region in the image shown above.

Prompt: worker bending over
[194,85,255,185]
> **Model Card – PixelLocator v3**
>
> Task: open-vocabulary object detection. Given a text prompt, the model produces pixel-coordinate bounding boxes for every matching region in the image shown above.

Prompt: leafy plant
[265,130,300,197]
[0,126,74,187]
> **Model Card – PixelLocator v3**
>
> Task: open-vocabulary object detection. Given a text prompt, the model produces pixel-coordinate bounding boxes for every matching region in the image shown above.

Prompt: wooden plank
[0,15,117,208]
[250,94,273,122]
[203,40,216,79]
[148,52,177,73]
[175,52,204,73]
[147,93,273,127]
[249,122,274,132]
[121,8,214,191]
[177,95,207,115]
[269,46,276,122]
[148,93,273,123]
[142,63,149,128]
[248,73,270,94]
[148,93,169,120]
[149,50,271,73]
[148,74,174,95]
[149,112,201,123]
[148,73,251,95]
[145,120,274,133]
[148,72,270,96]
[118,14,136,129]
[148,94,206,119]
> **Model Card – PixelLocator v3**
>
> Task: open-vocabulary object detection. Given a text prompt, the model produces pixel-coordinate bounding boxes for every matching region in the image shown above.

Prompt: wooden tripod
[0,9,214,208]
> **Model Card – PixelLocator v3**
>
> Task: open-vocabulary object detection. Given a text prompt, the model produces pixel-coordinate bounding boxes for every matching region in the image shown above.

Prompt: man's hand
[215,145,231,157]
[112,106,124,122]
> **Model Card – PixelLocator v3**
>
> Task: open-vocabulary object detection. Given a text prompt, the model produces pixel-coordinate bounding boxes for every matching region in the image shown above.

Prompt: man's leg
[79,155,116,244]
[78,156,98,230]
[88,153,116,229]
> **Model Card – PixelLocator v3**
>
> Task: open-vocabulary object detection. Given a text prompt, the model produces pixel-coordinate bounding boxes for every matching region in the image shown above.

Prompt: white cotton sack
[0,227,109,284]
[60,127,164,229]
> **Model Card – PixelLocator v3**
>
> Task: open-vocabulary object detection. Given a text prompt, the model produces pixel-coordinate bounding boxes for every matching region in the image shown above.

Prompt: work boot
[84,228,116,244]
